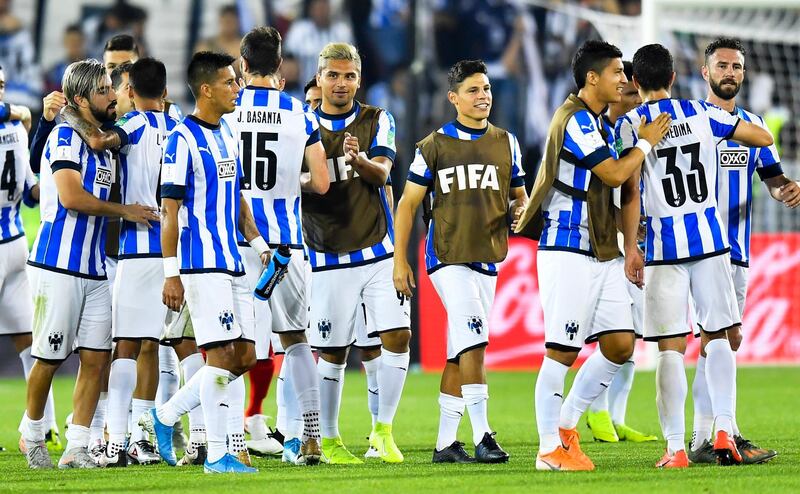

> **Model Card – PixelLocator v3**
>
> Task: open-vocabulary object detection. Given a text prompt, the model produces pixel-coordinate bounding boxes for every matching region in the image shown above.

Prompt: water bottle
[254,245,292,300]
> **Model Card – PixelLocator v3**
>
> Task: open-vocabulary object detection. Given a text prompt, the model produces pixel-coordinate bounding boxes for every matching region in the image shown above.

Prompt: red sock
[246,351,275,418]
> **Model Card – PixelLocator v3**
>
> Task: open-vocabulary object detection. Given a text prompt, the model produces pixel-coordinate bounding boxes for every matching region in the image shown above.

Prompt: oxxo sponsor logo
[96,168,113,187]
[437,164,499,194]
[719,149,749,168]
[217,159,237,179]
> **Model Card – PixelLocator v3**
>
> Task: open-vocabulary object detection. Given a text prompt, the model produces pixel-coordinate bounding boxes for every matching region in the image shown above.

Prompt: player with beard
[687,37,796,465]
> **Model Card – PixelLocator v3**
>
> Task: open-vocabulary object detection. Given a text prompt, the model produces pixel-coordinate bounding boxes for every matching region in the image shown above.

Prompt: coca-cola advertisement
[417,234,800,371]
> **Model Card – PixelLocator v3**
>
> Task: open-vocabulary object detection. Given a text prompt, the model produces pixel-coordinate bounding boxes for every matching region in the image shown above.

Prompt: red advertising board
[418,233,800,371]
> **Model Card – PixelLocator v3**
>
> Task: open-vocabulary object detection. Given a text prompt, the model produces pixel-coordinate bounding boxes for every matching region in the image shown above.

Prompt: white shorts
[731,264,748,318]
[181,272,254,349]
[0,237,33,335]
[29,266,112,360]
[309,258,410,350]
[106,256,118,290]
[538,251,634,350]
[353,301,381,349]
[626,274,644,338]
[113,257,167,341]
[430,265,496,361]
[161,303,195,345]
[645,254,739,341]
[242,247,310,360]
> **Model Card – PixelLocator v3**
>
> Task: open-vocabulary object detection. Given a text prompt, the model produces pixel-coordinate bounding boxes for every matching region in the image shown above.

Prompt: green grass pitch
[1,367,798,493]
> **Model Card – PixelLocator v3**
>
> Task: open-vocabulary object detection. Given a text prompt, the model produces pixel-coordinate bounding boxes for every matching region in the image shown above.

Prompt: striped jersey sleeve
[704,103,740,139]
[407,148,433,186]
[752,115,782,180]
[161,132,191,198]
[116,111,147,154]
[509,132,525,187]
[369,110,396,161]
[305,109,321,147]
[50,126,83,171]
[563,110,612,168]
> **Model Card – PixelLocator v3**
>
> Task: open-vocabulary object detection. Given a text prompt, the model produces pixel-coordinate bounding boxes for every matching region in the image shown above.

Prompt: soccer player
[514,40,670,471]
[226,26,329,465]
[60,58,180,467]
[616,43,773,468]
[394,59,525,464]
[585,60,657,444]
[304,77,322,110]
[143,51,269,474]
[687,37,795,465]
[304,42,410,464]
[18,59,158,469]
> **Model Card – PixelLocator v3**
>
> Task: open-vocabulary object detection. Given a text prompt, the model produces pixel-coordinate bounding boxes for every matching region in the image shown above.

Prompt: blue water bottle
[254,245,292,300]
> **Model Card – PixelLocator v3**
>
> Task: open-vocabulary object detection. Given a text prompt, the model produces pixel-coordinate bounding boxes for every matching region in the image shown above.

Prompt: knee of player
[603,346,634,365]
[380,328,411,352]
[728,326,743,352]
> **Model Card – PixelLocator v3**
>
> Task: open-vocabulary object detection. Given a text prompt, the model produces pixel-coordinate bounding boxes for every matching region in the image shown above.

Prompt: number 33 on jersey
[616,99,739,264]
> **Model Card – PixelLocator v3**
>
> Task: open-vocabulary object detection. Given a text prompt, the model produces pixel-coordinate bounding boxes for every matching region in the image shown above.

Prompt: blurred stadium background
[1,0,798,375]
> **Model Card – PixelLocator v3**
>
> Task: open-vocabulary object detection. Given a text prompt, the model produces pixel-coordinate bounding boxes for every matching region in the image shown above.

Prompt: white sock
[731,351,740,436]
[65,424,90,451]
[181,354,205,431]
[589,388,608,414]
[157,366,204,426]
[276,364,288,433]
[90,392,108,445]
[608,360,635,425]
[156,345,180,407]
[691,355,713,450]
[535,357,569,455]
[19,348,58,431]
[462,384,491,446]
[317,358,344,439]
[377,349,409,425]
[200,366,231,463]
[286,343,320,441]
[656,350,687,455]
[19,412,47,442]
[107,358,137,445]
[705,339,736,435]
[560,352,622,430]
[363,357,380,428]
[227,376,246,454]
[436,393,465,451]
[130,399,154,443]
[279,362,303,440]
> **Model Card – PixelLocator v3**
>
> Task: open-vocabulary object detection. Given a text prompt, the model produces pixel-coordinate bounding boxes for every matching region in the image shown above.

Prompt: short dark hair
[240,27,282,77]
[632,43,674,92]
[129,58,166,99]
[104,34,139,55]
[572,40,623,88]
[220,4,238,17]
[704,37,746,64]
[303,76,318,94]
[447,59,488,92]
[65,23,83,36]
[110,62,133,90]
[622,60,633,81]
[187,51,236,98]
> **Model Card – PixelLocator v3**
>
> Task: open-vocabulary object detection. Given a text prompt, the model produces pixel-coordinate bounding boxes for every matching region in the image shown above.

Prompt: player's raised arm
[592,113,671,187]
[301,140,330,194]
[727,119,773,148]
[620,170,644,287]
[59,105,128,151]
[393,181,427,298]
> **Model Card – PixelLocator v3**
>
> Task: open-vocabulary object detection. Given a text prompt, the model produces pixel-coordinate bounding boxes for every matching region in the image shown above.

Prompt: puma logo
[164,153,175,162]
[198,146,212,155]
[58,137,71,146]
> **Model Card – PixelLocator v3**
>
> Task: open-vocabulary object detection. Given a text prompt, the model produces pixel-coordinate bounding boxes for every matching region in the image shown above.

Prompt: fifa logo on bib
[467,316,484,335]
[565,320,579,341]
[48,331,64,352]
[96,168,113,187]
[438,164,499,194]
[719,149,749,168]
[318,319,332,341]
[217,159,237,179]
[218,310,235,332]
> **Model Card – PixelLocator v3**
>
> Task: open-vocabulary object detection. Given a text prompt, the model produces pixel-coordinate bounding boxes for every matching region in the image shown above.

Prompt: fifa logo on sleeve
[467,316,484,335]
[318,319,332,341]
[565,320,579,341]
[217,159,237,179]
[438,164,499,194]
[48,331,64,352]
[218,310,235,332]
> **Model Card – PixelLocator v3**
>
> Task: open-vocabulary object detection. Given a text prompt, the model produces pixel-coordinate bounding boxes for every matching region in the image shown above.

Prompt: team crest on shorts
[318,319,332,341]
[467,316,484,335]
[218,310,235,332]
[48,331,64,352]
[565,320,579,341]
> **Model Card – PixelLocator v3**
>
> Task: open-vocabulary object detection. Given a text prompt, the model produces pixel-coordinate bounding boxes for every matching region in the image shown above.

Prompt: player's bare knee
[360,346,381,362]
[320,348,348,365]
[11,333,33,353]
[79,350,112,372]
[113,339,141,360]
[380,328,410,353]
[657,336,687,354]
[545,347,578,367]
[727,326,743,351]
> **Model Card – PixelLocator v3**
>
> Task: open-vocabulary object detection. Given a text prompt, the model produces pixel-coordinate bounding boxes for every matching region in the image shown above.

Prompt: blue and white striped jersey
[307,101,396,271]
[407,120,525,275]
[161,115,244,276]
[116,110,179,258]
[539,108,615,256]
[224,86,320,249]
[715,106,781,267]
[0,121,35,244]
[616,99,739,265]
[29,124,115,279]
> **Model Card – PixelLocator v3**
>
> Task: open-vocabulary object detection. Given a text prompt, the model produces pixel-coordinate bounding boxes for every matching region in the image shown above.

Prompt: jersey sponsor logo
[318,318,332,341]
[217,159,237,179]
[218,310,235,332]
[438,164,499,194]
[719,149,749,168]
[96,168,113,187]
[467,316,484,335]
[565,320,579,341]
